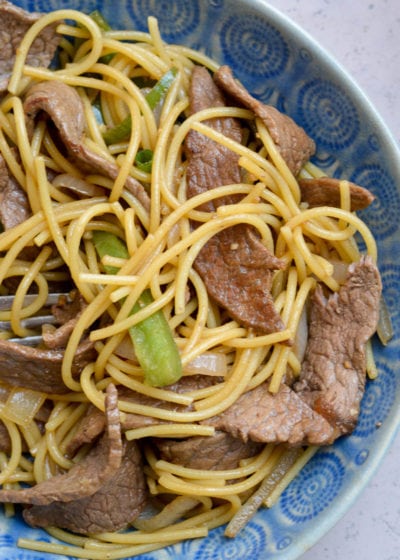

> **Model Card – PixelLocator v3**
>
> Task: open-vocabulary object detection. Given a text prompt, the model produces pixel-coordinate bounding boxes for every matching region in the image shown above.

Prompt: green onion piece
[145,67,178,110]
[102,115,132,146]
[102,67,178,145]
[92,230,182,387]
[89,10,112,31]
[135,149,153,173]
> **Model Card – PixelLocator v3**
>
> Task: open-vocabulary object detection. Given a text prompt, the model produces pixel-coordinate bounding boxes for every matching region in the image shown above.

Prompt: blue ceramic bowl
[1,1,400,559]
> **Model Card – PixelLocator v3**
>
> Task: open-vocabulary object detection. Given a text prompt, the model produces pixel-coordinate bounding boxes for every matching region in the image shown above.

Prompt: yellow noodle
[10,246,52,337]
[155,444,274,481]
[125,424,215,440]
[0,420,22,484]
[256,120,301,201]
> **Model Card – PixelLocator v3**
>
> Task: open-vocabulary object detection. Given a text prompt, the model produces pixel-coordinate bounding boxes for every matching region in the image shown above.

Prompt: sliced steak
[0,336,96,394]
[0,384,122,505]
[66,404,105,457]
[23,440,147,534]
[298,176,375,210]
[191,225,286,334]
[295,256,382,434]
[23,80,150,211]
[214,65,315,175]
[155,430,263,470]
[203,382,336,446]
[185,66,243,209]
[185,66,285,334]
[0,1,61,93]
[0,153,31,229]
[42,292,87,349]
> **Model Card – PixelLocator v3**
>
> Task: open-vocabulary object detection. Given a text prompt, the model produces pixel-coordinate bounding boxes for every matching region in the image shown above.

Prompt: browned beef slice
[203,382,336,446]
[42,293,87,349]
[0,153,31,229]
[298,177,375,210]
[185,66,285,334]
[0,336,96,394]
[23,439,147,534]
[185,67,243,208]
[155,430,263,470]
[0,384,122,505]
[193,225,286,334]
[66,404,105,457]
[214,65,316,175]
[23,80,150,211]
[295,256,382,434]
[0,1,60,93]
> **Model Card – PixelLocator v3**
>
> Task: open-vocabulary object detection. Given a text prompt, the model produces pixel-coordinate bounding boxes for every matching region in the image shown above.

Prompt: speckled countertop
[265,1,400,558]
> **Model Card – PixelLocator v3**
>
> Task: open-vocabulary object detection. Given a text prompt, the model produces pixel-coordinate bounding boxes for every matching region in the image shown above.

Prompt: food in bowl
[0,2,392,558]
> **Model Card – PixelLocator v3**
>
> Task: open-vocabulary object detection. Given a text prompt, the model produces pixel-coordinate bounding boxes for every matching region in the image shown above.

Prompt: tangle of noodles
[0,9,380,559]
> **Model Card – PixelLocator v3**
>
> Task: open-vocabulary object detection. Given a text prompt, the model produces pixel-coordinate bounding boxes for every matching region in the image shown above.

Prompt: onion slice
[0,387,46,427]
[377,295,393,345]
[52,173,105,197]
[184,352,228,377]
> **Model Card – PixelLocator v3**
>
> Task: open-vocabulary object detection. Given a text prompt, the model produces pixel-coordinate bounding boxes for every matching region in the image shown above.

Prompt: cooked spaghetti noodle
[0,8,380,559]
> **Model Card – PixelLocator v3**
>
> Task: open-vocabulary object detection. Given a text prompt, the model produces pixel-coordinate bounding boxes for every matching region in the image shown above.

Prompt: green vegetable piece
[89,10,112,31]
[145,67,178,110]
[135,149,153,173]
[102,67,178,145]
[92,230,182,387]
[102,115,133,146]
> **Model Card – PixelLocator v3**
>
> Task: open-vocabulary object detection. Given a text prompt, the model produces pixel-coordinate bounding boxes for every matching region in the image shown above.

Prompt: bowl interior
[1,1,400,559]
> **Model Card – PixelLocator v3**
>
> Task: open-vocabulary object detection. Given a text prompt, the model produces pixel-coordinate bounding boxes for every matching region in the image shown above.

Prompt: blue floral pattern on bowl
[4,1,400,559]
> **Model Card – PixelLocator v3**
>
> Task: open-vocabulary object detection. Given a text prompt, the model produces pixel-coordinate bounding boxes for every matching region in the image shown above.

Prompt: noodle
[0,8,382,559]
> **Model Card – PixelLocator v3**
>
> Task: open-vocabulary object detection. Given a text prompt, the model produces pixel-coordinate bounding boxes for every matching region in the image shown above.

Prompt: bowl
[1,1,399,559]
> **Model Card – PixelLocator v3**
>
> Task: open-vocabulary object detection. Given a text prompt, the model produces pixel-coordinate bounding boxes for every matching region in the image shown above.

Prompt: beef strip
[185,66,285,334]
[155,430,263,470]
[203,382,336,446]
[23,439,147,534]
[214,65,316,176]
[298,176,375,210]
[294,256,382,434]
[0,1,61,93]
[0,153,31,229]
[66,404,105,457]
[42,292,87,349]
[23,80,150,211]
[0,336,96,394]
[0,384,122,505]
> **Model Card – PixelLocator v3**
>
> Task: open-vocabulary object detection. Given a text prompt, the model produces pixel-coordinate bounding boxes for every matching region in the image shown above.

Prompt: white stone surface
[265,1,400,558]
